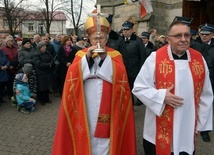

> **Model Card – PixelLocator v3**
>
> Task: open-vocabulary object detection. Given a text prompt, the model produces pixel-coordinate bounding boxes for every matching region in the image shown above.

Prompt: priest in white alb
[132,21,213,155]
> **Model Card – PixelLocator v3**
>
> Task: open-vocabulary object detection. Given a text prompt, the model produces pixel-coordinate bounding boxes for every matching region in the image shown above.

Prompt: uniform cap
[200,25,214,34]
[190,29,197,35]
[141,31,150,38]
[173,16,193,26]
[199,23,214,29]
[122,21,134,29]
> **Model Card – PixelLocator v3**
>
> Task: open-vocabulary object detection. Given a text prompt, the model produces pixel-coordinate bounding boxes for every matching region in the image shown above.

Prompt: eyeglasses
[168,33,191,39]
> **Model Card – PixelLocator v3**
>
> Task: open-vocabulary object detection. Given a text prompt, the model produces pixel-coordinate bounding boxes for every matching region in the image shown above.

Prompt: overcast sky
[11,0,96,28]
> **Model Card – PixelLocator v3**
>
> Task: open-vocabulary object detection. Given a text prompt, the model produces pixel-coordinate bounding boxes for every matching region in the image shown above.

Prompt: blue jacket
[16,82,32,105]
[51,39,61,55]
[0,50,10,82]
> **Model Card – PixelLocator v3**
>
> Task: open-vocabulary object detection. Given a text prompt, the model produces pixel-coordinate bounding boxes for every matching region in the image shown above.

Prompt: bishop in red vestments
[52,11,136,155]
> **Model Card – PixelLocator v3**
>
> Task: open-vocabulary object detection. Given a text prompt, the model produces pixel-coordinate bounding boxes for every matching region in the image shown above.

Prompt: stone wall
[101,2,142,35]
[150,0,183,35]
[98,0,183,36]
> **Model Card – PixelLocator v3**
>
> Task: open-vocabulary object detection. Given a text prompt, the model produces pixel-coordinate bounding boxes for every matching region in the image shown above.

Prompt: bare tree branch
[0,0,33,36]
[34,0,65,34]
[59,0,95,35]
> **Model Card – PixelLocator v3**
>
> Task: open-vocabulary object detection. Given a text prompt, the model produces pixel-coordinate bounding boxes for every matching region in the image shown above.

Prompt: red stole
[155,45,205,155]
[52,47,136,155]
[94,80,112,138]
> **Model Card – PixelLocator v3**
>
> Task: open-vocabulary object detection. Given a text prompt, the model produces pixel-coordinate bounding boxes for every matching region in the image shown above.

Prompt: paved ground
[0,94,213,155]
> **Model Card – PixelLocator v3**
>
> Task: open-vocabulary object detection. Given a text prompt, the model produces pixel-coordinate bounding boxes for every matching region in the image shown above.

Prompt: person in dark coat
[41,35,56,57]
[141,31,157,57]
[106,14,129,69]
[196,25,214,142]
[1,35,19,99]
[31,34,41,50]
[51,34,62,94]
[0,50,10,103]
[41,35,56,93]
[51,34,62,55]
[18,39,36,67]
[155,35,168,49]
[106,15,126,54]
[57,35,77,95]
[17,39,37,99]
[34,41,54,105]
[122,21,148,106]
[190,38,205,54]
[72,40,87,51]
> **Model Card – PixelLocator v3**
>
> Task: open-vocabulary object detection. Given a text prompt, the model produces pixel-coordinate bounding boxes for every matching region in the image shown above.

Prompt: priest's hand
[164,85,184,108]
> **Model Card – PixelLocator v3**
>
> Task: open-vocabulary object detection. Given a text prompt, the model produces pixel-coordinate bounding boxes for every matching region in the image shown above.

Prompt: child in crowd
[15,73,36,114]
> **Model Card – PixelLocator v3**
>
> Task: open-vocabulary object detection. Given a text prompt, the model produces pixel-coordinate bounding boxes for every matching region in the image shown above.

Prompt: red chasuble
[52,47,136,155]
[155,45,205,155]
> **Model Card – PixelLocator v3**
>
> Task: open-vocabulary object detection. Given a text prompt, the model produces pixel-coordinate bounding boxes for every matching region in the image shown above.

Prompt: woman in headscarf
[34,42,54,105]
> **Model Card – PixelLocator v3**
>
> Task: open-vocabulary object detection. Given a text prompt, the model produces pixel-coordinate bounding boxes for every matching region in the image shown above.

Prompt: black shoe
[200,131,211,142]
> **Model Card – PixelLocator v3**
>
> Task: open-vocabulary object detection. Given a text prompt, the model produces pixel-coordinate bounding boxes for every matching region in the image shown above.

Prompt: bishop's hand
[86,45,98,59]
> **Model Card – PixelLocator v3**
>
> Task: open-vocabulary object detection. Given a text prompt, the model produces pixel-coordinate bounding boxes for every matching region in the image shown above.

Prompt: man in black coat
[141,31,157,57]
[41,35,56,93]
[106,15,129,70]
[31,34,41,50]
[41,35,56,57]
[121,21,147,106]
[197,24,214,143]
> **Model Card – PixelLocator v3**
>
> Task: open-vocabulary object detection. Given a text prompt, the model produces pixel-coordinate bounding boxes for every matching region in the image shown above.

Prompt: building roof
[0,7,66,21]
[25,10,66,21]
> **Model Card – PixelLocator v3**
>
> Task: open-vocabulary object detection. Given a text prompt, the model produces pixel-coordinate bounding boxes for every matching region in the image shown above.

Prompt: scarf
[64,45,71,56]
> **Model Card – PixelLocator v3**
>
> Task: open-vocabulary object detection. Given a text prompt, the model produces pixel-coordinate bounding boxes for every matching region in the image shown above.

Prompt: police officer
[122,21,147,106]
[141,31,156,57]
[197,24,214,142]
[106,15,128,69]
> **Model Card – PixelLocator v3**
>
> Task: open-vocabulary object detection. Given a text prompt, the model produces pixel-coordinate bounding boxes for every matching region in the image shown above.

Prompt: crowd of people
[0,13,214,155]
[0,33,90,112]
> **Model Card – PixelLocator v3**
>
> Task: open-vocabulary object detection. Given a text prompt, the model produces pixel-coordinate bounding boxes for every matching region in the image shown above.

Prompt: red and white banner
[140,0,153,18]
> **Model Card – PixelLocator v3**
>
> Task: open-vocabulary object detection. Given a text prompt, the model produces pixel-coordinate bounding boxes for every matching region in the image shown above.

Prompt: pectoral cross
[88,4,108,53]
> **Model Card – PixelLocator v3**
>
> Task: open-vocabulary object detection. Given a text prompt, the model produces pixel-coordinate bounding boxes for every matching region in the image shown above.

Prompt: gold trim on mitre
[84,17,110,35]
